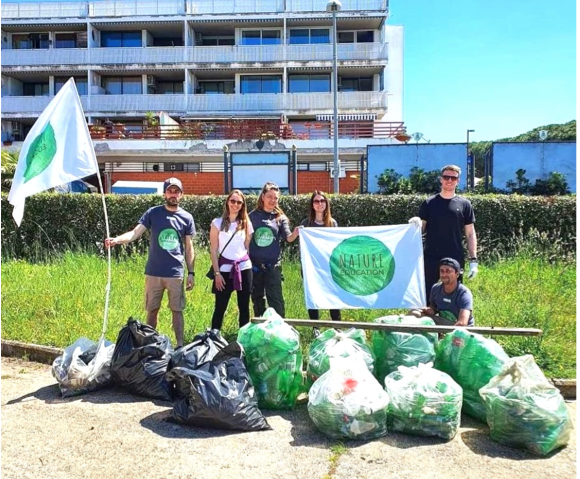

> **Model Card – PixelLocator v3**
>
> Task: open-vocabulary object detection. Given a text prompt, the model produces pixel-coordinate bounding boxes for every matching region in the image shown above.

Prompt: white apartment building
[1,0,404,194]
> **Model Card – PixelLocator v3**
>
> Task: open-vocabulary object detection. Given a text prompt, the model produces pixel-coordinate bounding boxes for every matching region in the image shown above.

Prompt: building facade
[1,0,404,194]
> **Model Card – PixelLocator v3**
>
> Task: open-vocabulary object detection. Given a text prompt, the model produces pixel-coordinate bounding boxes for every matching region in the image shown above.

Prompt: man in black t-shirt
[409,165,478,300]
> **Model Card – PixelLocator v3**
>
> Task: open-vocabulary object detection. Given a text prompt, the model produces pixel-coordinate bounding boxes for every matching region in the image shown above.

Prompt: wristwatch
[188,271,195,276]
[469,257,478,262]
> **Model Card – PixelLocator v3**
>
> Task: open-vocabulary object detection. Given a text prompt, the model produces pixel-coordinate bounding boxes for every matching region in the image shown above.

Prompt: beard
[165,197,179,207]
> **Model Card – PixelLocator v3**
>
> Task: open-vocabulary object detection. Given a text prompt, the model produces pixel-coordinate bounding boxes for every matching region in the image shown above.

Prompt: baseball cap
[164,177,183,193]
[439,257,461,273]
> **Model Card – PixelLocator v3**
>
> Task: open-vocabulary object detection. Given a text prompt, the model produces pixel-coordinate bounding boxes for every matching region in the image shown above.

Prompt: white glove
[467,262,479,279]
[408,217,422,229]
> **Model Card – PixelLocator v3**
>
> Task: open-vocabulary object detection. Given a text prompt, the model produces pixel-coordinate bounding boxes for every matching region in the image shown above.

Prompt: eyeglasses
[441,175,459,181]
[229,199,243,206]
[313,199,327,204]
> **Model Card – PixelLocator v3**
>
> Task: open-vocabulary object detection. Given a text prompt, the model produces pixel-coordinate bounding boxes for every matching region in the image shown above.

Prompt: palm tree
[1,150,19,192]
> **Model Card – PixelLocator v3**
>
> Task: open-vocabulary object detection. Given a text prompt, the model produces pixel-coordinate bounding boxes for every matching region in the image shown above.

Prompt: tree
[1,150,19,192]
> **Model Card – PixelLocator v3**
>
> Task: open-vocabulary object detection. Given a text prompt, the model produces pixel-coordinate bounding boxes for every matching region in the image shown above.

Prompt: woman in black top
[300,190,341,328]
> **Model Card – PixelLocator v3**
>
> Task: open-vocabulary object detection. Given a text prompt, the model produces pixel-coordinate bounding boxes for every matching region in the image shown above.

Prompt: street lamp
[327,0,341,193]
[466,129,475,190]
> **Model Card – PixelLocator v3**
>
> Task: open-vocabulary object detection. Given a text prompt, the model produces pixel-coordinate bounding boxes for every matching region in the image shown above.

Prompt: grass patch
[0,249,575,378]
[323,442,348,479]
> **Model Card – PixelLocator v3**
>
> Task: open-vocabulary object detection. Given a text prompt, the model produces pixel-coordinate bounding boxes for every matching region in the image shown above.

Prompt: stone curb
[1,339,576,399]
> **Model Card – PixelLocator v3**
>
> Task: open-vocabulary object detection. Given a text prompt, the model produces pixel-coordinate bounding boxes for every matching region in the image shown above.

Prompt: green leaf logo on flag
[23,123,57,183]
[329,236,395,296]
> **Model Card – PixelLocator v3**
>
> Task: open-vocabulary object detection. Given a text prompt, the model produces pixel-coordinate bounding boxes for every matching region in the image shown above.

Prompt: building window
[241,30,281,46]
[23,82,49,96]
[102,76,142,95]
[12,33,49,49]
[55,77,88,95]
[288,74,330,93]
[338,30,374,43]
[101,31,142,48]
[289,29,329,45]
[157,81,184,94]
[197,81,235,94]
[152,37,184,47]
[240,75,282,94]
[200,36,235,46]
[54,33,77,49]
[340,77,373,92]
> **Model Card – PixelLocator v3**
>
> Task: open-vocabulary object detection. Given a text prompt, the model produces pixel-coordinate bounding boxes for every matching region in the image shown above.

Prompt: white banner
[8,78,98,226]
[299,224,425,309]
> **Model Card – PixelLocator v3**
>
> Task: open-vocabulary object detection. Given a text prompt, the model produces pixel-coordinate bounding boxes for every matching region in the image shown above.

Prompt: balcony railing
[2,0,386,19]
[89,119,405,141]
[1,91,387,115]
[1,43,387,68]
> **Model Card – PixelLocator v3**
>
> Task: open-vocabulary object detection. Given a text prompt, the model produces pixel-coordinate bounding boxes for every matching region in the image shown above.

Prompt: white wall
[382,25,403,122]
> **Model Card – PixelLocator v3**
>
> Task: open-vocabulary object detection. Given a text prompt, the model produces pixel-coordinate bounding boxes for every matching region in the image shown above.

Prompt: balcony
[1,91,387,116]
[286,0,388,12]
[188,0,285,14]
[1,43,387,68]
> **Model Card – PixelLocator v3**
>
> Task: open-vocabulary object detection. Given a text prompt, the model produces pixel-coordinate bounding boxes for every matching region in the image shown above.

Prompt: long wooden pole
[250,318,542,337]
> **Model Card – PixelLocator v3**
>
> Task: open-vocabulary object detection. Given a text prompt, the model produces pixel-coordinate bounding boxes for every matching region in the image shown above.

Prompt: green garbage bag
[479,355,573,456]
[434,329,509,421]
[371,315,437,386]
[238,308,303,410]
[306,328,375,390]
[384,363,463,440]
[308,357,389,440]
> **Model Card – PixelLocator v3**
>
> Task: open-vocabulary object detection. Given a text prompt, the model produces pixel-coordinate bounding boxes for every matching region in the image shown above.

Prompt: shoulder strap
[217,229,237,258]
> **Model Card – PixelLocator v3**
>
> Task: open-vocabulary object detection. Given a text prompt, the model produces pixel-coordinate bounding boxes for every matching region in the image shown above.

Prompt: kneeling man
[421,257,474,326]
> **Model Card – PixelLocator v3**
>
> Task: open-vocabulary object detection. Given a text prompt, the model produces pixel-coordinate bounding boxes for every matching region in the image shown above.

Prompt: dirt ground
[0,357,576,479]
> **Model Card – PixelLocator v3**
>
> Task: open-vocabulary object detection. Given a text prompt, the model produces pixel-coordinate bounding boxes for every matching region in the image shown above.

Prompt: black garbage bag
[110,318,174,401]
[166,333,270,432]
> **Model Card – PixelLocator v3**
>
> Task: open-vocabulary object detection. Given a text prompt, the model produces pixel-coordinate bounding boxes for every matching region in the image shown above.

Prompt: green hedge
[1,193,575,260]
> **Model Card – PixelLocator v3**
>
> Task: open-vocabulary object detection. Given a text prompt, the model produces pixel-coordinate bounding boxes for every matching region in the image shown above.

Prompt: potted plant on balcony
[144,111,160,139]
[90,126,106,140]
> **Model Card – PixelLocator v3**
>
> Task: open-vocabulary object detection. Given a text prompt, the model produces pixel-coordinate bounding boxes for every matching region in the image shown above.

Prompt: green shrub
[1,193,575,261]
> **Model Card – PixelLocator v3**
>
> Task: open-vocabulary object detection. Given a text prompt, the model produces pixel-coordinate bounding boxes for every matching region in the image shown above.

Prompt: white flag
[8,78,98,226]
[299,224,426,310]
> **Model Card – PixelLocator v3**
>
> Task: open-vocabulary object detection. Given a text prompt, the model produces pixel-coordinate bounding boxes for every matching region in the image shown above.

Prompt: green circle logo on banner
[158,229,180,250]
[254,227,275,247]
[329,236,395,296]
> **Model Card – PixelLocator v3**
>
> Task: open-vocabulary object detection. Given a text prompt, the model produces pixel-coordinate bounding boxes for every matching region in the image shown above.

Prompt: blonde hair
[220,189,250,238]
[254,182,285,219]
[307,190,335,227]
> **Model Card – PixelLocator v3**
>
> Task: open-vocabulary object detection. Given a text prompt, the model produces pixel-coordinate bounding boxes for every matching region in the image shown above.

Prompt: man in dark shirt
[420,257,474,326]
[105,177,196,348]
[409,164,478,300]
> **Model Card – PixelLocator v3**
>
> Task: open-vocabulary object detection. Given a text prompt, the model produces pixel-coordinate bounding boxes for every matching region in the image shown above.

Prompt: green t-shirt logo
[158,228,180,250]
[254,227,275,247]
[23,123,57,183]
[329,236,395,296]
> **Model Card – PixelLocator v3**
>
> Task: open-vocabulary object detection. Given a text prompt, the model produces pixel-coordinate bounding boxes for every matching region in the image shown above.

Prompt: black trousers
[308,309,341,321]
[211,268,253,330]
[251,264,285,318]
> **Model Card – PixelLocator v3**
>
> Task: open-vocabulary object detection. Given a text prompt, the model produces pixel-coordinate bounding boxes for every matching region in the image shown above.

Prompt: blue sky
[390,0,576,142]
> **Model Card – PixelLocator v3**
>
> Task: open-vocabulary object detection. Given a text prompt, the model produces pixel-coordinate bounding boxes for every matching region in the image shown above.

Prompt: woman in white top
[209,189,254,330]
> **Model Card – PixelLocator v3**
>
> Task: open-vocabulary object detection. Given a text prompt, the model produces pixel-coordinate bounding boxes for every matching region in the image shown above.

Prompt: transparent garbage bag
[479,355,573,456]
[384,362,463,440]
[306,328,375,390]
[434,329,509,421]
[371,315,437,386]
[308,357,389,440]
[52,337,115,398]
[237,308,303,410]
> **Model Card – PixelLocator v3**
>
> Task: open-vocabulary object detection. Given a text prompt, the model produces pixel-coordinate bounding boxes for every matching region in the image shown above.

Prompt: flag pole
[95,172,112,341]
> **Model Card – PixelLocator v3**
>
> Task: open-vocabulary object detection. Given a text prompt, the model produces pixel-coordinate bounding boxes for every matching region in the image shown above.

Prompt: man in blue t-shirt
[105,177,196,347]
[419,257,475,326]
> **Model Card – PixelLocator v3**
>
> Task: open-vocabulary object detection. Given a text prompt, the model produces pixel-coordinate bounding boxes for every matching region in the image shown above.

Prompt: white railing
[2,43,387,68]
[188,0,284,14]
[1,49,88,66]
[1,91,386,115]
[1,2,88,19]
[286,0,387,12]
[89,0,185,17]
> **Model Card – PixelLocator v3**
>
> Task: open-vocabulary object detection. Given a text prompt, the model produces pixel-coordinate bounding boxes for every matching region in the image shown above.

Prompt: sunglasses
[313,199,327,204]
[442,175,459,181]
[229,199,243,206]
